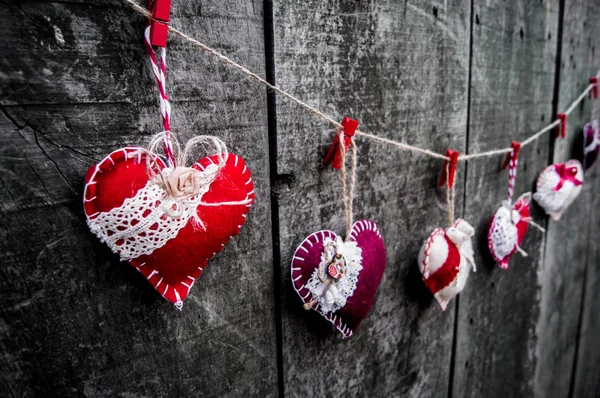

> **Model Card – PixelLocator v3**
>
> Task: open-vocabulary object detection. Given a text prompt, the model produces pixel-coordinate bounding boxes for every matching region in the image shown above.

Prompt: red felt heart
[290,220,386,338]
[83,147,254,305]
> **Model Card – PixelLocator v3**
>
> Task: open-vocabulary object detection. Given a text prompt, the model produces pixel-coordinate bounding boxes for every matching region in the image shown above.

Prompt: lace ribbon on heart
[87,133,251,261]
[304,236,363,314]
[490,194,545,261]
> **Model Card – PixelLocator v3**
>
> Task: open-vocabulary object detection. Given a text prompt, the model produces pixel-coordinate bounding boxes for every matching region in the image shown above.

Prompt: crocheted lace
[306,236,362,314]
[489,206,518,260]
[88,166,216,261]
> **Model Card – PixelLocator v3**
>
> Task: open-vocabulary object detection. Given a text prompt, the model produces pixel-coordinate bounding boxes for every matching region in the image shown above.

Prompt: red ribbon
[323,117,359,169]
[590,76,598,99]
[553,163,583,191]
[557,113,567,139]
[501,141,521,170]
[439,149,460,188]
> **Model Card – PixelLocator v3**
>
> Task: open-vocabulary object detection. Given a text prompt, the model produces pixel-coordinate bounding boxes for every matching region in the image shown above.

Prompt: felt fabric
[418,219,475,311]
[583,120,600,170]
[290,220,386,338]
[533,160,584,221]
[487,193,531,269]
[83,147,254,306]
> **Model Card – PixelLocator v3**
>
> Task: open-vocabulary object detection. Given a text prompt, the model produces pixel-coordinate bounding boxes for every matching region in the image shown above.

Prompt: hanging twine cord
[137,132,252,220]
[338,128,357,241]
[125,0,599,164]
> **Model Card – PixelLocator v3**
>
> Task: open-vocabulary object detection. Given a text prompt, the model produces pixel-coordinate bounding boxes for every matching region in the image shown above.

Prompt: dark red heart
[83,147,254,306]
[290,220,386,337]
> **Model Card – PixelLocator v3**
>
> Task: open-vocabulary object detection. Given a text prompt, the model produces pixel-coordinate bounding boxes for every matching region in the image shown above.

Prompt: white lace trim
[490,206,518,260]
[306,236,362,314]
[88,165,217,261]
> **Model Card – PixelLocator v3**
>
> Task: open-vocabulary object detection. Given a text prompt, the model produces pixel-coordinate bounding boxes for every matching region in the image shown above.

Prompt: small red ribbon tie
[439,149,460,188]
[557,113,567,139]
[323,117,359,169]
[553,163,583,191]
[590,76,599,99]
[501,141,521,170]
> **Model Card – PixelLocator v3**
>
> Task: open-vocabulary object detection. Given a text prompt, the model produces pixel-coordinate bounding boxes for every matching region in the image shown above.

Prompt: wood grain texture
[538,1,600,397]
[572,161,600,398]
[0,1,277,397]
[453,1,559,397]
[272,1,470,396]
[2,0,600,397]
[570,2,600,394]
[534,0,600,396]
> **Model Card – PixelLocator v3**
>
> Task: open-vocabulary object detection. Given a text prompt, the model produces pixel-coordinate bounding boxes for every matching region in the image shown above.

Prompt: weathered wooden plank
[560,1,600,397]
[0,1,277,396]
[535,0,600,397]
[272,1,470,396]
[572,163,600,398]
[453,1,559,397]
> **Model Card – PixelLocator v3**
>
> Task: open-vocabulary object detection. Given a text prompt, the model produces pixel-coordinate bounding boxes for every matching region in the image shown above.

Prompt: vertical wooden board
[453,1,559,397]
[535,0,600,397]
[572,163,600,398]
[567,1,600,396]
[0,1,277,396]
[272,1,470,396]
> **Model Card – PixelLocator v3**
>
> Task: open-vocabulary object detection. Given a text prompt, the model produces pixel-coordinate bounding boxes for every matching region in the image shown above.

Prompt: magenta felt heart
[290,220,386,338]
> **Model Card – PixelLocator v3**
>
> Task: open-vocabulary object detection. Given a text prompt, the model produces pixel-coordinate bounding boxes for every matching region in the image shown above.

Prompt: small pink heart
[290,220,386,338]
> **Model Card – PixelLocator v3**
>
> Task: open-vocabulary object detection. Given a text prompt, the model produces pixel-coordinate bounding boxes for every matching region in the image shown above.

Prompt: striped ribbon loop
[143,25,176,168]
[501,141,521,204]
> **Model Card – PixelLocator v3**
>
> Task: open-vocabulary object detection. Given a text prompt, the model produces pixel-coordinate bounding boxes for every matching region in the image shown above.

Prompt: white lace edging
[305,236,363,314]
[489,206,518,260]
[87,165,216,261]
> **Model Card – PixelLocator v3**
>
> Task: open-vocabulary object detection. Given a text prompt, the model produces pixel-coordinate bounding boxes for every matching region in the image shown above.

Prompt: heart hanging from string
[533,160,584,221]
[82,24,254,308]
[418,150,476,310]
[84,136,254,307]
[487,142,544,269]
[290,119,387,338]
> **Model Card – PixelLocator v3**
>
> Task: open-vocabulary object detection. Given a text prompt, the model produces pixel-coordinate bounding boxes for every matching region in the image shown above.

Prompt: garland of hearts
[79,1,600,331]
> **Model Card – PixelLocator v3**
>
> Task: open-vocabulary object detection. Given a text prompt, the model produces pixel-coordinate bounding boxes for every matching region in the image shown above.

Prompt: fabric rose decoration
[165,167,204,199]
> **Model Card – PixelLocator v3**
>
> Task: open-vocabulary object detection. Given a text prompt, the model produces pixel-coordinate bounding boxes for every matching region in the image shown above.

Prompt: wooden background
[1,0,599,397]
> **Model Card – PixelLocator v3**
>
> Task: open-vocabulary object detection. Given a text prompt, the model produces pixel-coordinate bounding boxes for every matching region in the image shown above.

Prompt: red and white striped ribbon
[507,154,518,203]
[502,142,521,204]
[143,25,176,168]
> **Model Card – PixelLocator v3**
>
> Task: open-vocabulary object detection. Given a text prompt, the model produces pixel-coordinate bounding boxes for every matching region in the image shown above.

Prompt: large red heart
[290,220,386,338]
[83,147,254,306]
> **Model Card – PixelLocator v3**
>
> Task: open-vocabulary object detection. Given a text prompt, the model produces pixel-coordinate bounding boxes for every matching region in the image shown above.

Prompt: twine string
[338,128,357,241]
[139,132,251,219]
[125,0,599,165]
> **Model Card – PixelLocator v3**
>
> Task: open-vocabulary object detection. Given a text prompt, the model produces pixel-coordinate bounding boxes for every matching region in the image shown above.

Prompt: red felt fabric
[84,147,254,304]
[514,198,530,245]
[423,236,460,294]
